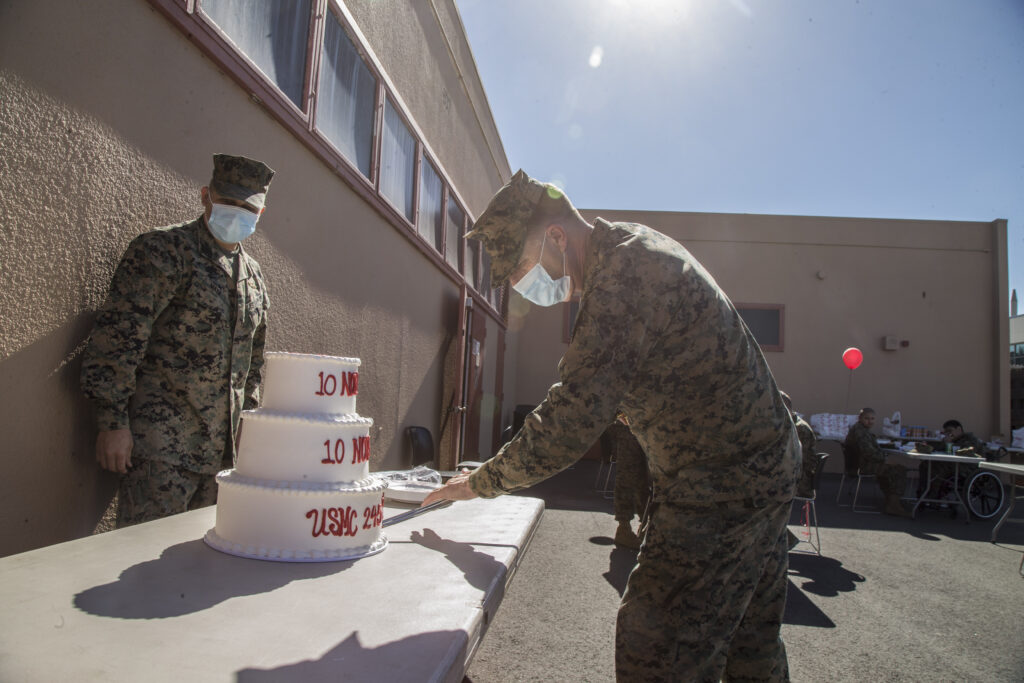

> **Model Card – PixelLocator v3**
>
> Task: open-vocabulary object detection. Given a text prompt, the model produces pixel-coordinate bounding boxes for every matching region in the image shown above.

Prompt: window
[203,0,311,110]
[417,156,444,251]
[1012,342,1024,367]
[317,9,376,177]
[466,236,480,291]
[735,304,785,352]
[446,196,464,270]
[478,247,492,298]
[379,98,417,222]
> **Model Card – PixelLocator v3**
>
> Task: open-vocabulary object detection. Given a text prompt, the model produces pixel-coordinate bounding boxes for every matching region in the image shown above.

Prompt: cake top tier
[260,352,362,416]
[265,351,361,365]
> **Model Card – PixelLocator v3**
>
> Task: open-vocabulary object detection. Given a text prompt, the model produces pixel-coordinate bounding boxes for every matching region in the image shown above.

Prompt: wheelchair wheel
[964,470,1004,520]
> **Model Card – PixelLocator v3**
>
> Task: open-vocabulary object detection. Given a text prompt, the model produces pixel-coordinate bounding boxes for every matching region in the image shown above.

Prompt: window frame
[148,0,505,326]
[734,303,785,352]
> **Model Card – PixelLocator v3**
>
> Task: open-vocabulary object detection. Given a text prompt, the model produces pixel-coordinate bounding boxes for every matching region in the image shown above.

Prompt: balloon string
[845,369,853,413]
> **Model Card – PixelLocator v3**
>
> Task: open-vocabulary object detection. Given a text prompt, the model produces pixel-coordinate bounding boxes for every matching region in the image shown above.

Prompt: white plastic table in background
[978,461,1024,543]
[884,450,984,522]
[0,496,543,683]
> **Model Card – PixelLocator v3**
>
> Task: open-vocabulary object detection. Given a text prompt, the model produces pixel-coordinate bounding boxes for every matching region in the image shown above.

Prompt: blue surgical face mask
[512,233,571,307]
[207,203,259,244]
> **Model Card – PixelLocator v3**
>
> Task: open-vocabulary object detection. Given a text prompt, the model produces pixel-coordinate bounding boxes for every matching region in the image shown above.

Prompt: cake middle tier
[237,410,374,484]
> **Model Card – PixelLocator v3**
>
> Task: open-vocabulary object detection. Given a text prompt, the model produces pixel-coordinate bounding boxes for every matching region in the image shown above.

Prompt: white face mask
[207,203,259,244]
[512,233,571,307]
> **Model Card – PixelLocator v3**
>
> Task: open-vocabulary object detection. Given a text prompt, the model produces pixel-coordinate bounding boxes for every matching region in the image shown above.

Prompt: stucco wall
[0,0,505,556]
[513,209,1009,449]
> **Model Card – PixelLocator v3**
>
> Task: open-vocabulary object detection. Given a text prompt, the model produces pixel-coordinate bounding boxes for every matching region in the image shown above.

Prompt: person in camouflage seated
[920,419,989,499]
[81,154,274,527]
[423,170,800,682]
[844,407,911,516]
[603,413,650,550]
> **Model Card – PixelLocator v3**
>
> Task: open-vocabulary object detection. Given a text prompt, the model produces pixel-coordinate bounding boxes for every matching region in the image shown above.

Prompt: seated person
[920,419,988,498]
[780,391,817,498]
[844,408,910,516]
[941,420,988,457]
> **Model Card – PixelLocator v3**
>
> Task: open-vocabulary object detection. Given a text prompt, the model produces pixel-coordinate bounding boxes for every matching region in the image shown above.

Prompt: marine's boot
[614,522,641,550]
[884,495,912,518]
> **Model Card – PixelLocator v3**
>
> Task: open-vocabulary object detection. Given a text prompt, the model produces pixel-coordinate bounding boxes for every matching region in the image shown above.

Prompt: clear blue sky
[456,0,1024,311]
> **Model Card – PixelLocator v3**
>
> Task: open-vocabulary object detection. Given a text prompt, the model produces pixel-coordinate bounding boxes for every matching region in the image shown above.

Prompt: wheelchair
[924,451,1006,520]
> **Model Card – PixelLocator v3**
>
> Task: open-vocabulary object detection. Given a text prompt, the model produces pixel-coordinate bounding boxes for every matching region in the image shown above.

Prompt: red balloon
[842,347,863,370]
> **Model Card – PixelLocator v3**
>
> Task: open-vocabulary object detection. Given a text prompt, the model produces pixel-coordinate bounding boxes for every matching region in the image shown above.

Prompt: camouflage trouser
[859,458,907,498]
[616,499,791,683]
[116,459,221,528]
[614,445,651,522]
[795,451,817,498]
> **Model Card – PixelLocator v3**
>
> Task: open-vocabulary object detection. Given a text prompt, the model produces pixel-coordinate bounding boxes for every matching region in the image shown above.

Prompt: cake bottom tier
[205,470,388,562]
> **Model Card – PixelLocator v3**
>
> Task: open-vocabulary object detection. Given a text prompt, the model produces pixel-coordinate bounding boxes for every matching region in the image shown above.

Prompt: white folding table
[0,496,543,682]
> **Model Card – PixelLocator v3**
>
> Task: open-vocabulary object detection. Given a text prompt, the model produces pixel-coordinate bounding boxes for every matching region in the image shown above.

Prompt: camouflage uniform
[844,421,907,497]
[81,156,273,527]
[604,421,650,524]
[469,199,799,681]
[924,432,988,497]
[794,416,817,498]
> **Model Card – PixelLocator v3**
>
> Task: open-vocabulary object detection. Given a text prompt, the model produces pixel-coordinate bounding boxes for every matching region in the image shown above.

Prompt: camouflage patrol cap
[466,169,566,283]
[209,154,275,210]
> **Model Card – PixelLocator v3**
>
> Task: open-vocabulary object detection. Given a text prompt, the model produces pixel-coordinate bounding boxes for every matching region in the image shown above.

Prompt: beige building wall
[0,0,510,556]
[513,210,1010,460]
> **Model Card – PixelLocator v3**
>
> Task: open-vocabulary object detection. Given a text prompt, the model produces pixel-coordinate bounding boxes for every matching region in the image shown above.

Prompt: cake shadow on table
[73,538,348,619]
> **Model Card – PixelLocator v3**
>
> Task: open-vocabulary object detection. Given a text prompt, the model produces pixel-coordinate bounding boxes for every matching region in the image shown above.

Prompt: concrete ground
[465,460,1024,682]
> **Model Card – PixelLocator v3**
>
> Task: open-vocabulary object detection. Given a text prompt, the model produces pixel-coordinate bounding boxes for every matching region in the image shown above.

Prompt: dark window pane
[737,307,781,347]
[317,11,376,177]
[446,197,463,269]
[418,157,444,251]
[204,0,311,109]
[479,245,492,296]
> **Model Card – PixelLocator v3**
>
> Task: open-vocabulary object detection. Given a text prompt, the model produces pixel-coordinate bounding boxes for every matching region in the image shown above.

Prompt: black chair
[836,442,881,513]
[404,426,435,469]
[791,453,829,555]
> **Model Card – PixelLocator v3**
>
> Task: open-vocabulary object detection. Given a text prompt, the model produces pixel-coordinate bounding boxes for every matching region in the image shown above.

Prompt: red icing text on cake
[321,436,371,465]
[315,370,358,397]
[306,503,382,537]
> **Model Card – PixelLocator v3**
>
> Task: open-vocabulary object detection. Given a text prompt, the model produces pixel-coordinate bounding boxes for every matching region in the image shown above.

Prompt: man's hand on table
[96,428,133,473]
[421,472,479,507]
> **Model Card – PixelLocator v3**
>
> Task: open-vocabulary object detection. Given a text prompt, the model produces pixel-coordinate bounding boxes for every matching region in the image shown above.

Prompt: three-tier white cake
[204,352,388,562]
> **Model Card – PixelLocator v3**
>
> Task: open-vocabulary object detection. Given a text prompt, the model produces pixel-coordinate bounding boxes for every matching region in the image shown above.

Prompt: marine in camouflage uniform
[843,413,909,511]
[432,170,800,682]
[922,420,988,498]
[81,154,273,527]
[793,416,817,498]
[604,418,650,548]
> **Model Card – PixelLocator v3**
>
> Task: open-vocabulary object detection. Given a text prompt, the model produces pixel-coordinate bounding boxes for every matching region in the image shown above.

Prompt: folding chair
[851,470,882,514]
[792,453,829,555]
[836,443,857,506]
[836,442,882,513]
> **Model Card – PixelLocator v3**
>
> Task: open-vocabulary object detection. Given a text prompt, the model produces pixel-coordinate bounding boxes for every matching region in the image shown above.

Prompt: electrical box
[882,335,899,351]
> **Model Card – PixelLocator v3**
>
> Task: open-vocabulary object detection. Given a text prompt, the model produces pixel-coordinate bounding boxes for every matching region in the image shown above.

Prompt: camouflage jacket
[470,219,799,505]
[795,416,815,462]
[952,432,988,458]
[844,422,881,469]
[80,216,268,473]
